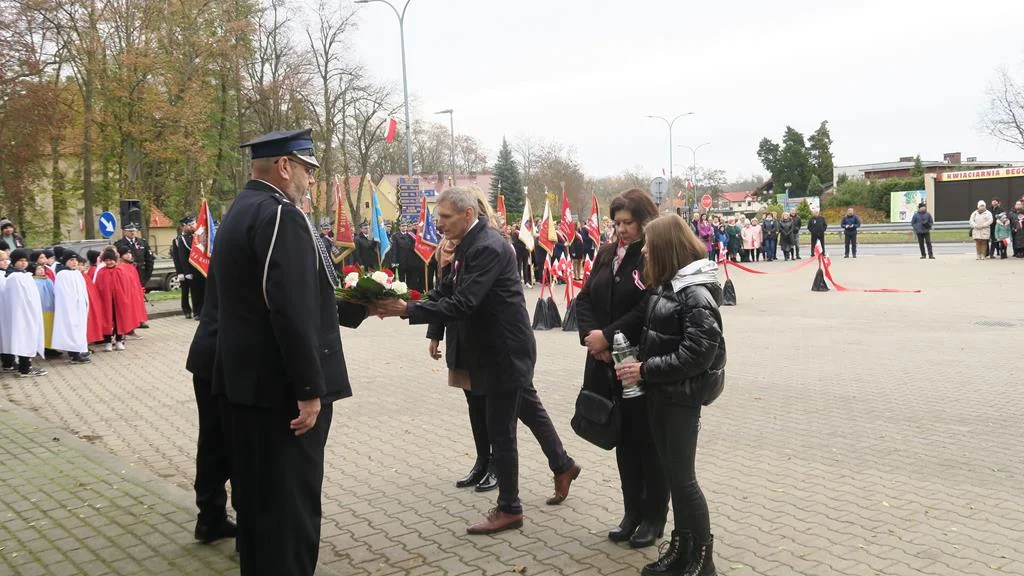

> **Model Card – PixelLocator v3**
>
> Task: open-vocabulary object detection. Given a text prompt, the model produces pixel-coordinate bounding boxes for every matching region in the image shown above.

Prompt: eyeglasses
[277,156,317,177]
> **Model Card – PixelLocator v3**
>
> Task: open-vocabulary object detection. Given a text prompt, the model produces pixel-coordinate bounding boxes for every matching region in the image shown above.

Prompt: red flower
[381,267,395,280]
[408,289,422,301]
[342,265,362,276]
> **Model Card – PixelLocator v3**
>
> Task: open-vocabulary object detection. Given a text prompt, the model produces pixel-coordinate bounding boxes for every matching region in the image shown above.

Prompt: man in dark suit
[378,187,581,536]
[114,223,155,287]
[211,129,369,575]
[354,221,378,270]
[171,218,195,318]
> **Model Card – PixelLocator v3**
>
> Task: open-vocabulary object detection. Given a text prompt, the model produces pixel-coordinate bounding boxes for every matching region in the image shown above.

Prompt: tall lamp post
[646,112,694,215]
[356,0,414,177]
[678,142,710,212]
[435,109,455,187]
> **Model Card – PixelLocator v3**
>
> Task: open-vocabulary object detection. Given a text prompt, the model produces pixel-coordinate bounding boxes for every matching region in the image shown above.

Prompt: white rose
[370,270,389,285]
[344,272,359,288]
[390,281,408,295]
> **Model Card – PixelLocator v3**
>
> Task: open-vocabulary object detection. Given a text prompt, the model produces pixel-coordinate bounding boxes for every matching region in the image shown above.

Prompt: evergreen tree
[490,137,525,220]
[807,174,824,196]
[808,120,835,186]
[910,155,924,177]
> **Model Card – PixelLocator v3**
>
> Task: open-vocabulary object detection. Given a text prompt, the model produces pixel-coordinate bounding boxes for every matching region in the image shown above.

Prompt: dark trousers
[647,394,710,539]
[793,237,801,258]
[810,234,825,255]
[191,274,206,317]
[180,277,192,315]
[193,376,232,525]
[465,390,490,464]
[764,237,778,260]
[1,354,31,374]
[617,397,668,525]
[844,234,857,257]
[917,233,933,257]
[230,401,333,576]
[518,386,573,476]
[519,257,532,284]
[406,262,426,293]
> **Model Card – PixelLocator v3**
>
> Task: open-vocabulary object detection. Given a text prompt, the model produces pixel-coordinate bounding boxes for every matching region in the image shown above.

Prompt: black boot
[682,534,716,576]
[629,519,665,548]
[607,513,640,543]
[474,462,498,492]
[456,459,488,488]
[642,531,690,575]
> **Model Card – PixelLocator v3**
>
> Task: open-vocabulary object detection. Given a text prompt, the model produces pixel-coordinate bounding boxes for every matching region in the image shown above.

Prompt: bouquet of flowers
[335,265,422,303]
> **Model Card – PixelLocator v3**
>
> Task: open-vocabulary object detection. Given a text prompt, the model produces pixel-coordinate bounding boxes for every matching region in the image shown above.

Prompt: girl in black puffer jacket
[616,214,725,576]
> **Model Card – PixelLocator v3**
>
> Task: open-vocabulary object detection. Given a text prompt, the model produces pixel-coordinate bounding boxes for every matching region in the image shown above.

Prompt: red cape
[82,269,106,343]
[118,262,148,322]
[93,264,140,335]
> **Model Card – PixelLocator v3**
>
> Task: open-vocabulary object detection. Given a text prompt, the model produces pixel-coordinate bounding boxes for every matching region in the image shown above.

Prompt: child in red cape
[116,245,149,326]
[93,249,139,351]
[82,249,106,344]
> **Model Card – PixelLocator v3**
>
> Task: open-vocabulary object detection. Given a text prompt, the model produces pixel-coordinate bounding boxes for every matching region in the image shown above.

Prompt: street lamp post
[435,109,455,187]
[356,0,414,177]
[678,142,710,212]
[646,112,694,216]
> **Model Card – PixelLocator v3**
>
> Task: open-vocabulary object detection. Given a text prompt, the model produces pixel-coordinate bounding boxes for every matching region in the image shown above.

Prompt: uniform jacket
[171,234,193,275]
[211,179,367,407]
[637,260,726,407]
[575,240,646,399]
[407,217,535,394]
[354,232,378,270]
[114,236,155,284]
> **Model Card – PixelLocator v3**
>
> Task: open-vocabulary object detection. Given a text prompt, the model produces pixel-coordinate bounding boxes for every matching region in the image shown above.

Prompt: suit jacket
[114,236,155,284]
[354,233,378,269]
[171,234,192,275]
[407,218,534,394]
[211,179,366,407]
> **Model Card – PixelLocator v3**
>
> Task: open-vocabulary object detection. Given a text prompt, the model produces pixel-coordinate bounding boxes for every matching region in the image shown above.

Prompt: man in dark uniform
[114,223,155,287]
[318,221,334,258]
[378,187,581,536]
[390,221,415,281]
[212,128,369,576]
[354,221,378,270]
[171,218,195,318]
[184,266,236,544]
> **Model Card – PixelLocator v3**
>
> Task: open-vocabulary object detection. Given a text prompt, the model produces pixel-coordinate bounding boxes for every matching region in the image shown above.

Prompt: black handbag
[571,387,620,451]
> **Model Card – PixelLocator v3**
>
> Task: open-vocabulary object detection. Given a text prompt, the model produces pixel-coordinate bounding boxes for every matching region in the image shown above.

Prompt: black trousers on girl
[647,393,710,539]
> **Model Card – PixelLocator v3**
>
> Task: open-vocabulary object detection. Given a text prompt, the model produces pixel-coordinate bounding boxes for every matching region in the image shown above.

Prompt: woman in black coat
[575,188,668,549]
[616,214,725,576]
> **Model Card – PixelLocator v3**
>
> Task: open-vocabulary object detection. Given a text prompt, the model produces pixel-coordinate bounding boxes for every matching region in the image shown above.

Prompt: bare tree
[983,67,1024,152]
[340,81,399,225]
[244,0,304,134]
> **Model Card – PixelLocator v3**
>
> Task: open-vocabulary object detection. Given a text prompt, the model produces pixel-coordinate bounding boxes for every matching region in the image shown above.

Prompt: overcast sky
[346,0,1024,180]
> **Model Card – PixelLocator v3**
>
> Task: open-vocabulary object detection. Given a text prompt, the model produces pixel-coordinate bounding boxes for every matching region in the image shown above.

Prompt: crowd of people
[968,197,1024,260]
[0,220,153,379]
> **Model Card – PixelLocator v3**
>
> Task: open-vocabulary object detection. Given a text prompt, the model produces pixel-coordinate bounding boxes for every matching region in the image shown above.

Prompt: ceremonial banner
[496,195,507,226]
[414,196,440,264]
[558,189,575,241]
[538,199,556,254]
[333,177,355,262]
[585,193,601,245]
[517,196,535,252]
[370,182,391,266]
[188,198,215,277]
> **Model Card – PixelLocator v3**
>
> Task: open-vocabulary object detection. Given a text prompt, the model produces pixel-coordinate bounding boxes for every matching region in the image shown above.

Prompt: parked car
[47,239,181,292]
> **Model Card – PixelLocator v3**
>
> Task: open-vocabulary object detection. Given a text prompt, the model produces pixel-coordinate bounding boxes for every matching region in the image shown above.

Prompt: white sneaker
[115,341,126,351]
[104,343,113,352]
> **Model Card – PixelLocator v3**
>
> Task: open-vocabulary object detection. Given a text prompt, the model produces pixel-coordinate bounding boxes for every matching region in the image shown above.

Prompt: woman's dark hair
[609,188,658,227]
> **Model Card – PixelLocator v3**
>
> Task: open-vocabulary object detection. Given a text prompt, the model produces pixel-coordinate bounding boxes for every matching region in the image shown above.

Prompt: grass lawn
[147,289,181,302]
[832,230,968,244]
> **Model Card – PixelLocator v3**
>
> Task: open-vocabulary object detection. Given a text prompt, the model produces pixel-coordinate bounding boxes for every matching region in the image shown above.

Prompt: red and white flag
[537,199,556,254]
[585,193,601,245]
[558,188,575,241]
[517,196,535,252]
[496,194,507,226]
[384,118,398,144]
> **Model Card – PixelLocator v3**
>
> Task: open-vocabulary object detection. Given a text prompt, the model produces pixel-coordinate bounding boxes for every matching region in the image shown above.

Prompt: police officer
[114,223,155,287]
[211,129,370,576]
[171,217,197,318]
[185,266,236,544]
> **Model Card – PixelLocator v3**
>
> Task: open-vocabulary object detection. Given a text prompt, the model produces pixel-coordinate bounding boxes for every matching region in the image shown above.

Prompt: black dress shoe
[608,515,640,542]
[474,468,498,492]
[184,312,193,319]
[629,520,665,549]
[194,518,237,544]
[456,460,488,488]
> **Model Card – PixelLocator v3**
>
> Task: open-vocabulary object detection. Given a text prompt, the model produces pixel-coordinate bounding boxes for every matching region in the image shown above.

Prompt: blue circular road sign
[98,211,117,239]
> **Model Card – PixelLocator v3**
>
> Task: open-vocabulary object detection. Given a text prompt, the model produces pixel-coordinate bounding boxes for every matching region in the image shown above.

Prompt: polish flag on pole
[584,193,601,245]
[385,118,398,144]
[557,186,575,241]
[517,196,535,252]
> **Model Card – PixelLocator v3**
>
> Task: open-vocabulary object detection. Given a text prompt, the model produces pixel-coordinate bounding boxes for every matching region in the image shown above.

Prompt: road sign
[397,177,421,224]
[98,211,117,239]
[649,177,668,205]
[700,194,713,210]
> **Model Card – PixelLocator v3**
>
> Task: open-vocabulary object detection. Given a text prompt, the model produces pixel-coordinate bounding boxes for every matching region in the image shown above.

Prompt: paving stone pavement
[2,254,1024,575]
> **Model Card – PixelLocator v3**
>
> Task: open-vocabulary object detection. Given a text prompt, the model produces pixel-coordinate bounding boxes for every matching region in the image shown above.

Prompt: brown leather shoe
[466,507,524,535]
[546,463,581,505]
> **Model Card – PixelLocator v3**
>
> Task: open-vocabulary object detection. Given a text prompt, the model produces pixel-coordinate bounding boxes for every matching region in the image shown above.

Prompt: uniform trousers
[229,401,333,576]
[487,385,574,515]
[193,375,232,525]
[191,274,207,317]
[180,277,192,315]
